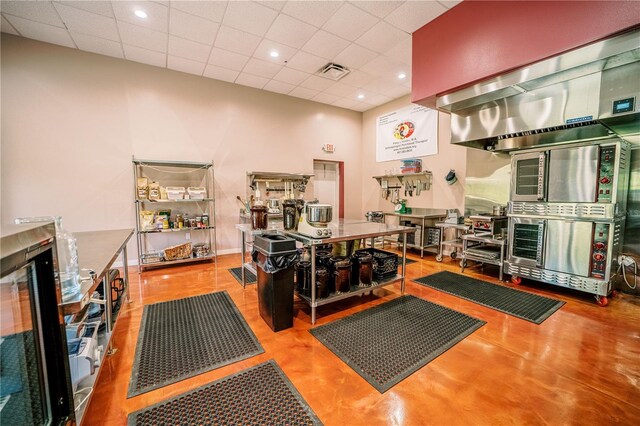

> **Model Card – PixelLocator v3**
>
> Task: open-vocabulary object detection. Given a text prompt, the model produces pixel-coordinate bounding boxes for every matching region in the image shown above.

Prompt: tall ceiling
[0,1,460,111]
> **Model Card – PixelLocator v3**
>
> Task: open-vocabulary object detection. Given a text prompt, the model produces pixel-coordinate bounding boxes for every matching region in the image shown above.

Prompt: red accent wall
[411,1,640,108]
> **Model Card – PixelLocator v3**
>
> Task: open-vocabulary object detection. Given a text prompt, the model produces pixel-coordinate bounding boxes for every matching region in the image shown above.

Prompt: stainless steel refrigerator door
[547,145,598,202]
[544,220,593,277]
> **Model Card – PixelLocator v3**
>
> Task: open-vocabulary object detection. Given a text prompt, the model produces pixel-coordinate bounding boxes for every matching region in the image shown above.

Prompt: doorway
[313,160,344,221]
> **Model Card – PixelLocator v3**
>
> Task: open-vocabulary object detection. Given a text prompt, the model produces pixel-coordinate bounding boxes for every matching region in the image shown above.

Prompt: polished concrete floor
[83,251,640,425]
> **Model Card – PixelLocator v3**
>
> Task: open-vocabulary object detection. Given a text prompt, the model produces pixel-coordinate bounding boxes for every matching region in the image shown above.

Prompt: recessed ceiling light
[269,50,279,58]
[357,94,365,100]
[134,9,148,19]
[398,73,406,79]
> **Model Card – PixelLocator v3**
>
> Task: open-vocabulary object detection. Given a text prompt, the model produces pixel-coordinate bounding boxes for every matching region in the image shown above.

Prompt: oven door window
[512,223,543,262]
[515,158,541,197]
[0,262,51,426]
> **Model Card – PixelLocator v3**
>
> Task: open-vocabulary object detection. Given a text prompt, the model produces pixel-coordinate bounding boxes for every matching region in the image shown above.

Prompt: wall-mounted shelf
[373,171,433,190]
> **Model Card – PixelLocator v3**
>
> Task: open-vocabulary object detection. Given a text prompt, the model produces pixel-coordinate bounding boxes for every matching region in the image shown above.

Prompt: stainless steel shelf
[136,198,214,203]
[138,226,214,234]
[141,254,215,269]
[296,274,402,308]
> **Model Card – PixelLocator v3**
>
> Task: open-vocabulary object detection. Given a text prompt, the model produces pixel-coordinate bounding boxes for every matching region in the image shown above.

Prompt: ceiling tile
[355,20,409,54]
[285,50,327,73]
[222,1,277,37]
[123,44,166,67]
[272,67,310,85]
[169,8,219,45]
[332,97,359,109]
[323,82,359,98]
[264,13,316,49]
[438,1,463,10]
[383,37,411,66]
[322,3,378,42]
[360,55,405,78]
[312,92,340,105]
[367,80,410,98]
[367,93,393,106]
[299,75,334,91]
[203,64,239,83]
[289,86,319,100]
[168,35,211,63]
[235,73,270,89]
[242,58,283,79]
[53,3,119,42]
[170,1,227,22]
[301,30,350,60]
[253,39,297,63]
[71,31,123,58]
[112,1,168,33]
[57,1,115,18]
[339,69,374,88]
[118,21,167,53]
[352,102,374,112]
[214,25,261,56]
[1,15,19,35]
[3,15,75,48]
[384,1,447,33]
[281,1,343,28]
[207,47,250,71]
[1,1,65,27]
[332,43,377,70]
[256,1,287,12]
[263,79,295,95]
[349,1,402,19]
[168,55,205,76]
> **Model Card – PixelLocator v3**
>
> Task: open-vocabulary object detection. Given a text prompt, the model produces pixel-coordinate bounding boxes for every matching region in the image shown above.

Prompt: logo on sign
[393,121,415,140]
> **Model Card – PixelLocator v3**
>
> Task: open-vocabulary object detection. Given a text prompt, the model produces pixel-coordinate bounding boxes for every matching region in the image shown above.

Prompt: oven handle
[537,152,546,201]
[536,220,546,267]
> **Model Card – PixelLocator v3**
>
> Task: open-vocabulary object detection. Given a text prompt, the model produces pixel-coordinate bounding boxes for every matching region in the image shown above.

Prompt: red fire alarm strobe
[323,143,335,153]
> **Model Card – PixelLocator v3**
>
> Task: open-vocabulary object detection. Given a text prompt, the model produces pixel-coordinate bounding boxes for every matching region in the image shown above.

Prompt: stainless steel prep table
[59,228,133,426]
[284,221,416,324]
[460,232,508,281]
[382,209,447,258]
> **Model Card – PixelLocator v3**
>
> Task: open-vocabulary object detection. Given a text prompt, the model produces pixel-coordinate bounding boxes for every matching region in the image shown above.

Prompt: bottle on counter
[177,213,184,229]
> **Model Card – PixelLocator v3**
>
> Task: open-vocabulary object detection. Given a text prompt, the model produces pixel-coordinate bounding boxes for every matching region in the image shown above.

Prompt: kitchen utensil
[282,200,297,230]
[250,205,268,230]
[416,179,422,196]
[305,203,332,225]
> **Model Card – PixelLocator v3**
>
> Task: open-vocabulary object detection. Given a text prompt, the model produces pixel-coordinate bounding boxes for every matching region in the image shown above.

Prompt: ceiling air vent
[316,62,350,81]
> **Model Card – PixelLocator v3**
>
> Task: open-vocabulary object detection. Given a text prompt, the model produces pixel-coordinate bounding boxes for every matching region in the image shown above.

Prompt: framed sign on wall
[376,105,438,162]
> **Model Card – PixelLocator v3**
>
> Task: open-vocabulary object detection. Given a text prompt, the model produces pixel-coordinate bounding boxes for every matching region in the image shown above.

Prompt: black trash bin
[252,234,299,332]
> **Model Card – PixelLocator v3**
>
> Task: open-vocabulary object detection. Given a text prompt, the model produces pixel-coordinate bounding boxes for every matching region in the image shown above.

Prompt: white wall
[361,96,467,215]
[1,35,362,259]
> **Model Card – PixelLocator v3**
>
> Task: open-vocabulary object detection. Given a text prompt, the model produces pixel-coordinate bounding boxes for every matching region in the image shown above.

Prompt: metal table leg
[240,230,246,287]
[401,233,407,293]
[310,245,317,325]
[499,241,505,281]
[420,217,425,258]
[123,245,131,304]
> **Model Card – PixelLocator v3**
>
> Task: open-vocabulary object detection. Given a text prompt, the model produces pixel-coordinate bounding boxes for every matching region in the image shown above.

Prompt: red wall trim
[411,1,640,108]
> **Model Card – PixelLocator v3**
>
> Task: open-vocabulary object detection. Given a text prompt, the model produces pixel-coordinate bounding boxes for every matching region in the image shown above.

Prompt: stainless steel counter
[382,209,447,258]
[283,221,416,245]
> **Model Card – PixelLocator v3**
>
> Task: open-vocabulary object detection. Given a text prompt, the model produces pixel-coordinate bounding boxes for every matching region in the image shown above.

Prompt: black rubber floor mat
[401,257,417,265]
[413,271,565,324]
[310,295,484,393]
[127,360,322,426]
[128,291,264,398]
[228,266,257,284]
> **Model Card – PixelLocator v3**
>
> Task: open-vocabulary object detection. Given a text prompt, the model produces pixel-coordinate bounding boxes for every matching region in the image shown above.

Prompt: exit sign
[323,143,335,153]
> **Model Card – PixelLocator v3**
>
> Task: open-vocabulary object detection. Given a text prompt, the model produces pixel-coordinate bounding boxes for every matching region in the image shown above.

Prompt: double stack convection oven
[507,140,630,300]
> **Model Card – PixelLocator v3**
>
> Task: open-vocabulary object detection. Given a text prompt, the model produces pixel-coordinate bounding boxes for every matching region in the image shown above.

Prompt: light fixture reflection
[134,9,148,19]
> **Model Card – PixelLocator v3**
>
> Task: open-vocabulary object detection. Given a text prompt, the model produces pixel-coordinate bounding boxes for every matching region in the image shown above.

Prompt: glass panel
[515,158,540,196]
[0,263,50,426]
[512,224,541,260]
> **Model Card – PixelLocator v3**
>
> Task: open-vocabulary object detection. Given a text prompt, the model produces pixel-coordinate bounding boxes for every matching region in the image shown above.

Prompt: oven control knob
[484,223,490,229]
[600,177,611,184]
[316,229,323,237]
[594,242,605,250]
[593,253,605,261]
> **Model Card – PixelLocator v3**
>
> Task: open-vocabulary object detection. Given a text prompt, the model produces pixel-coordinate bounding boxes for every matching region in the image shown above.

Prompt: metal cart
[435,222,470,262]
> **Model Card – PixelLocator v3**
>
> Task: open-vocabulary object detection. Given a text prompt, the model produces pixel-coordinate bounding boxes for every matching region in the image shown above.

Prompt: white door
[313,160,340,223]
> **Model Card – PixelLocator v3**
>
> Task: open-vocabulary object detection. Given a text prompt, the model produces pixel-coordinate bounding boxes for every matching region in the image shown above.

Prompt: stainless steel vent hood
[437,28,640,152]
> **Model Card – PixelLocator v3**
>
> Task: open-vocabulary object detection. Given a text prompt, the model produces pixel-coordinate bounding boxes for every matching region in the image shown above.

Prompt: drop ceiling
[0,1,460,112]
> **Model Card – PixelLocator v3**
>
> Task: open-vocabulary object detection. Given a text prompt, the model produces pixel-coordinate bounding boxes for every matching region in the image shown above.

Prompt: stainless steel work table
[382,209,447,258]
[460,232,508,281]
[284,221,416,324]
[59,228,133,426]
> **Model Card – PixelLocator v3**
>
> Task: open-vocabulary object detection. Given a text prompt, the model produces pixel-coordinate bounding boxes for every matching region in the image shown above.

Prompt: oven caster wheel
[511,276,522,285]
[435,254,443,262]
[450,251,457,260]
[610,290,618,298]
[595,295,609,307]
